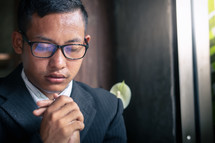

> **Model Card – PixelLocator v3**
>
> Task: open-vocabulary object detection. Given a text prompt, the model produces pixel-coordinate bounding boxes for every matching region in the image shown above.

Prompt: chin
[43,89,61,94]
[39,86,64,94]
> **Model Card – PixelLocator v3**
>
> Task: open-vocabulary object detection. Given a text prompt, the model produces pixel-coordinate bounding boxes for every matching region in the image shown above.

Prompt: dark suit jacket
[0,65,127,143]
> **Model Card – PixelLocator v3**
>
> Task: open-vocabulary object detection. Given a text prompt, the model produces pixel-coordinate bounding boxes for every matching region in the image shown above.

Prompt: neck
[39,88,60,100]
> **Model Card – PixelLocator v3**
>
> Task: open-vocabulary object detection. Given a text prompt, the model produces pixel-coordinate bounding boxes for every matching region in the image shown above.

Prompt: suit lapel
[71,81,96,141]
[0,65,41,134]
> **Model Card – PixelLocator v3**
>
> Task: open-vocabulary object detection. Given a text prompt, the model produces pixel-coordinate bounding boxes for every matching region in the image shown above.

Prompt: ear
[12,31,24,54]
[85,35,91,44]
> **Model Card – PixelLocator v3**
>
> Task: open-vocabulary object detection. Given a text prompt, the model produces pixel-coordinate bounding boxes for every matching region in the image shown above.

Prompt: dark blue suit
[0,65,127,143]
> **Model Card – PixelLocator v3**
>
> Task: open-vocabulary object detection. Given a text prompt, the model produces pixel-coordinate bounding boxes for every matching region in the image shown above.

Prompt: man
[0,0,127,142]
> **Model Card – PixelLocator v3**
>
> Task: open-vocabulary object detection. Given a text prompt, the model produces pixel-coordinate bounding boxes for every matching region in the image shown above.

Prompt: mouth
[45,73,66,84]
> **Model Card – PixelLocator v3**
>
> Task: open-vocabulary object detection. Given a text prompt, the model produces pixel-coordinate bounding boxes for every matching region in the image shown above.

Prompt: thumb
[53,93,60,99]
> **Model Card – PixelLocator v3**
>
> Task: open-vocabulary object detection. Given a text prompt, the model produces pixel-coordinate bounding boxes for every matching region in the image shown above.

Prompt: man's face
[13,10,90,94]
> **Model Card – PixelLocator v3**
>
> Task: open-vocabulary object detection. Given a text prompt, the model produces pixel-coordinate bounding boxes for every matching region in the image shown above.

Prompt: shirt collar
[21,69,73,103]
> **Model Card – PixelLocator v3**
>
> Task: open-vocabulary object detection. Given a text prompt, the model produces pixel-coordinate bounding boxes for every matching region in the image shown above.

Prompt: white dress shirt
[21,69,73,103]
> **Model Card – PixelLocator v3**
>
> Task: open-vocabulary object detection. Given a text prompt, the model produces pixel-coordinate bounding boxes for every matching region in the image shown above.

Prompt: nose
[48,48,66,70]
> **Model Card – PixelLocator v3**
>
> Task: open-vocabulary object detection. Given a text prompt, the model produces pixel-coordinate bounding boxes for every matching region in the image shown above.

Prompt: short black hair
[18,0,88,34]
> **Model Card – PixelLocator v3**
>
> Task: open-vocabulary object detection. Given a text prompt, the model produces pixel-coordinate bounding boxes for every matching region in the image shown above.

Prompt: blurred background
[0,0,215,142]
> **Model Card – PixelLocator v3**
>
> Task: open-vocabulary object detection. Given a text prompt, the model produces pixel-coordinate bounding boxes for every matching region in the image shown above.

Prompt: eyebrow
[65,38,82,43]
[35,36,53,43]
[35,36,82,44]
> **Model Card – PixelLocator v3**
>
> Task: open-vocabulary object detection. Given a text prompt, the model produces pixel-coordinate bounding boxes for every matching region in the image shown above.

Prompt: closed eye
[64,45,83,53]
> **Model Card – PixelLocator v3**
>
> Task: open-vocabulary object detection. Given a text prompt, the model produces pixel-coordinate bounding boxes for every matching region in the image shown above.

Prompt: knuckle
[71,110,79,117]
[56,119,64,127]
[58,95,73,103]
[50,112,58,121]
[43,108,51,118]
[60,128,69,137]
[45,107,53,115]
[76,121,85,130]
[76,110,82,117]
[79,121,84,127]
[80,113,84,122]
[70,108,84,122]
[67,102,78,111]
[81,123,85,130]
[58,95,66,101]
[72,102,79,110]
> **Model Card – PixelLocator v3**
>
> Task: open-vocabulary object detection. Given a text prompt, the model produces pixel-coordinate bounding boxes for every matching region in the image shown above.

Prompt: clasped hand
[33,94,84,143]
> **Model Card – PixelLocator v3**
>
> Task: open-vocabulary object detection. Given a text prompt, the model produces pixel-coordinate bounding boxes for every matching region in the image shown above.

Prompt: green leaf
[110,81,131,109]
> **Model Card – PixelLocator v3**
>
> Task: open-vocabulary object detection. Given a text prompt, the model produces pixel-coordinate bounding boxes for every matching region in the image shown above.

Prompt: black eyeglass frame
[20,32,89,60]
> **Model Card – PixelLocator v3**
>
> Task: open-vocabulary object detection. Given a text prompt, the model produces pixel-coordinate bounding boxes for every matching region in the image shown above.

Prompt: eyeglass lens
[32,43,86,59]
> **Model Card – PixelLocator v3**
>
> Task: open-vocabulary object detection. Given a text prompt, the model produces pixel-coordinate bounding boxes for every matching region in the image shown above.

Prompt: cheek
[21,51,47,76]
[67,60,83,75]
[21,46,35,66]
[21,50,31,69]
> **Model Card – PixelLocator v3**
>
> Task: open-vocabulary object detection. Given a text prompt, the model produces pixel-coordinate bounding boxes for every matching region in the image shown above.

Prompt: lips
[45,73,66,84]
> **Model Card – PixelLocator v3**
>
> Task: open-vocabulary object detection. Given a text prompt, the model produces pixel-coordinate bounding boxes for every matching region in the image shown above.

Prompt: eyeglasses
[21,33,89,60]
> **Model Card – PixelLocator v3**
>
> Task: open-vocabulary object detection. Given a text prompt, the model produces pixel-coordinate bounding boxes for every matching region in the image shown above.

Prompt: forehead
[27,10,85,36]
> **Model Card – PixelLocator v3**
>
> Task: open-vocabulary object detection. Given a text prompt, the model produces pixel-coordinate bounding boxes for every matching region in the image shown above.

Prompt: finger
[56,102,84,123]
[68,121,85,131]
[53,93,60,99]
[48,101,79,122]
[53,121,84,142]
[68,131,80,143]
[37,100,54,107]
[36,93,59,107]
[45,96,73,114]
[63,109,84,124]
[33,107,47,116]
[63,121,85,137]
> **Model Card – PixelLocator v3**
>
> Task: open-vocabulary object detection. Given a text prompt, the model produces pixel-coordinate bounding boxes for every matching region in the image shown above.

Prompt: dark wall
[75,0,116,90]
[0,1,16,77]
[0,1,14,54]
[114,0,177,142]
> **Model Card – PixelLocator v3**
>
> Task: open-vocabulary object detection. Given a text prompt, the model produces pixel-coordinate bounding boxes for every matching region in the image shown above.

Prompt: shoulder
[74,81,119,103]
[0,64,23,101]
[73,81,123,113]
[0,64,23,86]
[0,76,9,103]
